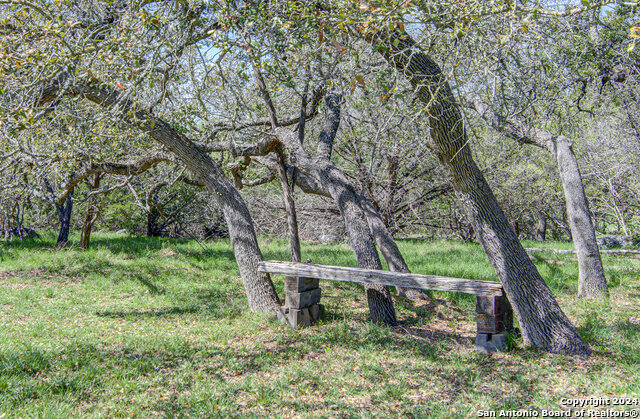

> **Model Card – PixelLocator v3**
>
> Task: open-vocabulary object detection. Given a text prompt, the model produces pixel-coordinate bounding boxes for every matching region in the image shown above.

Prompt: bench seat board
[258,261,503,297]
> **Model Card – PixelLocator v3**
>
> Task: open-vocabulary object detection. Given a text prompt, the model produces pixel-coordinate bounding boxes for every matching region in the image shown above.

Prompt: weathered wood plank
[258,261,503,297]
[284,277,319,293]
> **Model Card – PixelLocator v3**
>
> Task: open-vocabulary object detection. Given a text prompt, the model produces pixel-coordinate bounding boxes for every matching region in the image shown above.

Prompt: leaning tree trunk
[56,189,73,246]
[37,78,281,312]
[359,195,430,300]
[372,30,590,356]
[142,117,281,312]
[264,155,427,302]
[319,163,398,325]
[552,136,608,299]
[470,99,608,299]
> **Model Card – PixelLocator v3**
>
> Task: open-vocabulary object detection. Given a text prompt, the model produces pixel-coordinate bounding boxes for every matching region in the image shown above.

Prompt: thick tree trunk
[320,163,398,325]
[144,123,281,312]
[469,100,608,299]
[56,189,73,246]
[37,79,280,312]
[535,211,547,242]
[552,136,608,299]
[372,30,589,356]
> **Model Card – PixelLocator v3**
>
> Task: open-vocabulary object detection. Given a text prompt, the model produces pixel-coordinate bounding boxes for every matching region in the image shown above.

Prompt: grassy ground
[0,233,638,417]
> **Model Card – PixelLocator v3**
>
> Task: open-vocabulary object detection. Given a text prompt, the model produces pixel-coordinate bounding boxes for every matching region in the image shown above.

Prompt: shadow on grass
[530,254,575,292]
[43,258,169,295]
[0,313,591,416]
[95,287,246,321]
[2,235,235,260]
[178,247,237,265]
[96,306,200,318]
[577,314,640,364]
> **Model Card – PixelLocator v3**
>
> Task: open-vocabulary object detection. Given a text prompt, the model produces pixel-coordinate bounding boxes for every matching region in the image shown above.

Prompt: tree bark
[56,189,73,246]
[535,211,547,242]
[470,99,608,299]
[81,174,103,249]
[552,136,608,299]
[146,183,165,238]
[276,149,301,263]
[37,77,280,312]
[319,161,398,325]
[259,155,428,301]
[81,206,95,249]
[371,30,590,356]
[147,206,162,237]
[252,60,302,265]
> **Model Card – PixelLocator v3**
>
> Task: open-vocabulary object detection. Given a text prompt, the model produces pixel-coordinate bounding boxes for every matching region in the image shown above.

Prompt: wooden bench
[257,260,514,353]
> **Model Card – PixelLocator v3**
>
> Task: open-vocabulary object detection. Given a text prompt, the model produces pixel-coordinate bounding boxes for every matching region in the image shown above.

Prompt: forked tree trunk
[552,136,608,298]
[56,189,73,246]
[261,156,425,301]
[372,30,590,356]
[470,100,608,299]
[37,79,280,312]
[275,94,397,325]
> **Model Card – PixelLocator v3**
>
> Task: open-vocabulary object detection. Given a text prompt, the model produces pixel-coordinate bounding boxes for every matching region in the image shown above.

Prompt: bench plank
[258,261,503,297]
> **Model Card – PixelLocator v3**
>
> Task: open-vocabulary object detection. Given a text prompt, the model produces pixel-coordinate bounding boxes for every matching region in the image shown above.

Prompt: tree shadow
[95,287,246,321]
[96,306,200,318]
[178,247,236,264]
[87,235,190,256]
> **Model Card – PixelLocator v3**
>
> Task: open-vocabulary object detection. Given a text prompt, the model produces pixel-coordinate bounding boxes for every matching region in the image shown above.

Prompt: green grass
[0,233,639,417]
